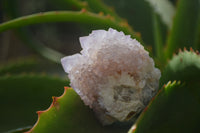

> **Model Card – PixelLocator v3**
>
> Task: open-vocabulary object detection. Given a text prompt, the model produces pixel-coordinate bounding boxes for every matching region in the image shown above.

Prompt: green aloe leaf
[129,49,200,133]
[129,81,200,133]
[84,0,122,21]
[0,57,65,76]
[160,49,200,86]
[28,88,129,133]
[146,0,175,62]
[0,10,142,63]
[4,126,31,133]
[0,58,39,75]
[0,75,69,132]
[103,0,154,45]
[152,12,166,63]
[2,0,66,64]
[165,0,200,59]
[0,11,138,40]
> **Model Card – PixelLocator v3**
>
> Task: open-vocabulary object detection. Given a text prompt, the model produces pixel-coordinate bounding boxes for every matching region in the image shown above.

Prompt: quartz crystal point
[61,28,161,125]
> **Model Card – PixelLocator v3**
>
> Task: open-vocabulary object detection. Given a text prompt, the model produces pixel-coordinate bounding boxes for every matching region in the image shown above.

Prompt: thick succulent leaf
[147,0,174,62]
[0,75,69,132]
[0,58,38,75]
[165,0,200,59]
[103,0,154,45]
[160,49,200,86]
[129,81,200,133]
[145,0,175,28]
[152,12,166,63]
[130,49,200,132]
[4,126,31,133]
[28,88,129,133]
[0,57,65,76]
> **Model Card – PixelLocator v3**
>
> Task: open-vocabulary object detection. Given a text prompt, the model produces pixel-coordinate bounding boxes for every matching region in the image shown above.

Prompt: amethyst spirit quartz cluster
[61,28,161,125]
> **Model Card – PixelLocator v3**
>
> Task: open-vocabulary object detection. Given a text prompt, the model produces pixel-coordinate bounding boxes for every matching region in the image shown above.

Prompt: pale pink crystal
[61,28,161,125]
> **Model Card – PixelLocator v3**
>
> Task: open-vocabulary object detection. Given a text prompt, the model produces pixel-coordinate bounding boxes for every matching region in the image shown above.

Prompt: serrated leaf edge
[174,47,200,57]
[128,80,182,133]
[26,87,71,133]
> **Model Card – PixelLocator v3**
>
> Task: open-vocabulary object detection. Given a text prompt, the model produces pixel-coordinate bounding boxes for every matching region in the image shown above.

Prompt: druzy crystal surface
[61,28,161,125]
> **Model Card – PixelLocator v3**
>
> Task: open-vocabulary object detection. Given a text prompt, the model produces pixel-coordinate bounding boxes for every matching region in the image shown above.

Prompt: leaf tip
[135,32,141,38]
[190,47,194,52]
[81,8,87,13]
[119,20,129,27]
[105,14,115,21]
[129,124,137,133]
[52,96,58,105]
[37,111,45,117]
[98,12,104,16]
[64,86,71,90]
[196,50,200,55]
[178,48,182,53]
[183,47,187,51]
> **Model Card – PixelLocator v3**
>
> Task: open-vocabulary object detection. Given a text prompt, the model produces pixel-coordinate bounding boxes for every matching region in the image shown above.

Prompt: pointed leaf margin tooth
[26,87,70,133]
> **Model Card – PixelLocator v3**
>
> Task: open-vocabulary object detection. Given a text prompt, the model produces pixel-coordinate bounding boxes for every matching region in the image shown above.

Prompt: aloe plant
[0,0,200,132]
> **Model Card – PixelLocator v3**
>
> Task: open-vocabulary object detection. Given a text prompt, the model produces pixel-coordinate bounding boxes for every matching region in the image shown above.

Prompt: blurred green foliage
[0,0,200,132]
